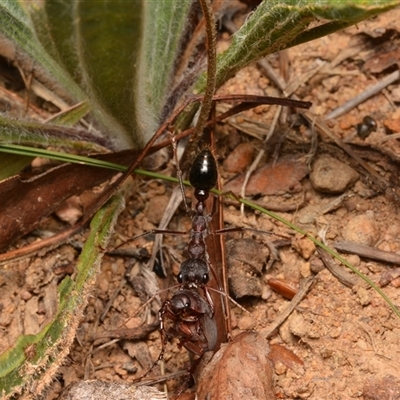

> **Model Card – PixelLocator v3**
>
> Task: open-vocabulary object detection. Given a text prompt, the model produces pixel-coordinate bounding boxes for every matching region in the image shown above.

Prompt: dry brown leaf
[196,332,276,400]
[269,344,304,374]
[224,155,307,196]
[0,149,136,250]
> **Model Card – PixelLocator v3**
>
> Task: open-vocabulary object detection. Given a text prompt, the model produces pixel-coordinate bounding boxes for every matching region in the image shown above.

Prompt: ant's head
[178,259,209,286]
[170,292,191,313]
[170,289,211,317]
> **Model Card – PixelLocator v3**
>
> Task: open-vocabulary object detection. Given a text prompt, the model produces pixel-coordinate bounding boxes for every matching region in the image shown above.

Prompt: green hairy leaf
[196,0,398,91]
[0,0,194,150]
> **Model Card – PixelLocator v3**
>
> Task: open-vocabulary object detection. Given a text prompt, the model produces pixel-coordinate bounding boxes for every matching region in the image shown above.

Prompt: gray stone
[310,154,359,194]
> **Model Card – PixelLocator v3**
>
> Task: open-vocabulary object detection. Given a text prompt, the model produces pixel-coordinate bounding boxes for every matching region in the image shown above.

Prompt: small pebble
[355,286,371,306]
[289,312,308,338]
[299,262,311,278]
[274,361,287,375]
[310,154,359,194]
[55,196,82,225]
[21,290,33,301]
[383,108,400,132]
[310,257,324,274]
[261,285,273,300]
[292,236,316,260]
[342,214,379,246]
[329,327,342,338]
[391,277,400,288]
[122,362,137,373]
[97,272,110,294]
[237,315,256,330]
[114,365,128,377]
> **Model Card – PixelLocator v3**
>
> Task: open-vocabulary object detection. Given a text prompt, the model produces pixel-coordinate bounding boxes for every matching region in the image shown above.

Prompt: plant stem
[192,0,217,148]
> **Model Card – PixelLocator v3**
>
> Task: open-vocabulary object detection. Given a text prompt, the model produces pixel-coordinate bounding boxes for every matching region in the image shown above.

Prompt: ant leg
[206,286,250,315]
[202,286,215,316]
[111,227,188,252]
[132,284,180,318]
[171,133,190,213]
[145,131,192,277]
[132,300,173,383]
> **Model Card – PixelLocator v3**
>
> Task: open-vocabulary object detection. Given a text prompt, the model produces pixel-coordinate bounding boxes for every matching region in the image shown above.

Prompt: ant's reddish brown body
[158,148,219,358]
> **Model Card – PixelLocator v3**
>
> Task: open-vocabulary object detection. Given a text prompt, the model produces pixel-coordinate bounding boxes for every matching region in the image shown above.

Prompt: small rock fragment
[310,154,359,194]
[342,213,379,246]
[288,312,308,339]
[354,286,371,306]
[292,235,316,260]
[384,107,400,129]
[55,196,83,225]
[237,315,256,330]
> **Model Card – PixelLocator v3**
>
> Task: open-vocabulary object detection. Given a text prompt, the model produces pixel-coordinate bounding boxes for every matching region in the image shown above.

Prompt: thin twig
[324,70,400,120]
[0,223,84,265]
[148,185,183,275]
[357,321,378,354]
[134,370,189,387]
[333,240,400,265]
[92,323,159,342]
[263,275,315,339]
[317,247,359,288]
[378,132,400,143]
[239,59,321,214]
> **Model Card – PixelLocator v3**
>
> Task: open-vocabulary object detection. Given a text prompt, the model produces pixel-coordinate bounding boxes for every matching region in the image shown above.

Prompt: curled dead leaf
[196,332,276,400]
[224,156,307,196]
[0,149,136,250]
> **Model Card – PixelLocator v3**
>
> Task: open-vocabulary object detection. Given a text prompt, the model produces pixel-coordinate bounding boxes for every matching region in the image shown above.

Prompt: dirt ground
[1,7,400,400]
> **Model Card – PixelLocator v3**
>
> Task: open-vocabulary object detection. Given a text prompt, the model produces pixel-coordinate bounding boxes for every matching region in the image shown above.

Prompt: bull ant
[158,148,220,361]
